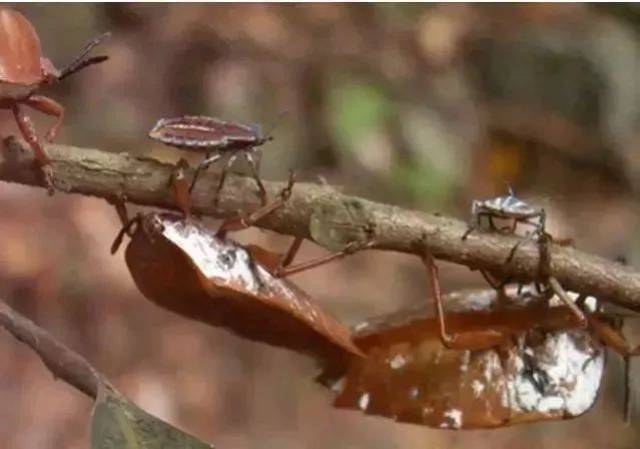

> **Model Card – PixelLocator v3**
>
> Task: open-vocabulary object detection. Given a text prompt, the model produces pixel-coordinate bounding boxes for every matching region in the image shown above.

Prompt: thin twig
[1,139,640,311]
[0,299,108,399]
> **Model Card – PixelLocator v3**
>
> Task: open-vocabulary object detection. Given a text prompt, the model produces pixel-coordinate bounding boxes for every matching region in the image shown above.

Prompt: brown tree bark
[1,138,639,312]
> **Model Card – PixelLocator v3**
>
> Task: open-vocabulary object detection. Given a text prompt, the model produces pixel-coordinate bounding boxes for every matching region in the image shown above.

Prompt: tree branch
[2,139,640,312]
[0,299,109,399]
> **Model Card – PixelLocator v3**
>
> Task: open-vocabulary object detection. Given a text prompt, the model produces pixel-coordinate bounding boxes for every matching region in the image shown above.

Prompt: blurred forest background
[2,3,640,449]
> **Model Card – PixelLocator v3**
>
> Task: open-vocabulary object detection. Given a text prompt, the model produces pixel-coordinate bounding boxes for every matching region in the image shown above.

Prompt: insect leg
[480,270,514,307]
[106,191,130,228]
[12,105,49,165]
[213,154,239,207]
[461,214,482,240]
[245,150,268,205]
[510,218,518,234]
[244,236,304,275]
[12,104,54,192]
[537,209,546,236]
[110,205,141,255]
[520,213,546,241]
[505,231,538,264]
[588,313,640,356]
[507,214,549,264]
[506,240,523,264]
[424,252,510,350]
[480,270,508,291]
[171,158,191,218]
[547,277,587,328]
[424,252,452,346]
[190,152,223,193]
[279,236,304,269]
[23,96,64,142]
[461,224,476,240]
[506,235,528,265]
[587,312,639,420]
[216,171,295,238]
[272,238,375,277]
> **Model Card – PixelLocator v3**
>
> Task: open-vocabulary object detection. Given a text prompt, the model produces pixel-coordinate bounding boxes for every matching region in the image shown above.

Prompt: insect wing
[0,9,43,84]
[148,116,257,150]
[479,194,538,219]
[501,195,538,217]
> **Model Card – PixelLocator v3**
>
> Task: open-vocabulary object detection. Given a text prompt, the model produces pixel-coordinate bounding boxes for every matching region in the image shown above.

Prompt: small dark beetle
[149,115,273,205]
[0,8,109,190]
[461,188,553,295]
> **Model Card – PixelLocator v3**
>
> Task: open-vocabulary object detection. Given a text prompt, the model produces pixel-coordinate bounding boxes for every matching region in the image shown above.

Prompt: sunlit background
[1,3,640,448]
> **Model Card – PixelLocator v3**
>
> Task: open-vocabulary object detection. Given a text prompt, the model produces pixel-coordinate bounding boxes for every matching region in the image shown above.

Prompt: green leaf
[91,387,213,449]
[391,162,454,211]
[329,81,390,148]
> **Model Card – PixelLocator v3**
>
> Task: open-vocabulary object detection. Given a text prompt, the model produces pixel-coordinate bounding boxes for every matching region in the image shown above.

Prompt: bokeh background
[2,3,640,448]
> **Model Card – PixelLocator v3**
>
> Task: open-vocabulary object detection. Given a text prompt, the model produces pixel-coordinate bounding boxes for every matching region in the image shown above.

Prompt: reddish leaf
[124,212,363,362]
[322,288,605,429]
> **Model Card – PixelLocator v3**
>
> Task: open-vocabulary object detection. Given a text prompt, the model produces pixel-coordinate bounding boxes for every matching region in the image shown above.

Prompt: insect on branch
[1,140,640,312]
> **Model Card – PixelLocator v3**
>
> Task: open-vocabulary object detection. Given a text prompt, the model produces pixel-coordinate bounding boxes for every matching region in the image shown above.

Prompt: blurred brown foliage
[1,4,640,449]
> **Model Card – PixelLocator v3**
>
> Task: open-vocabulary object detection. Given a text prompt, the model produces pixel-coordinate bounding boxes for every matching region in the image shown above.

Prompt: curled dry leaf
[321,288,606,429]
[124,212,363,362]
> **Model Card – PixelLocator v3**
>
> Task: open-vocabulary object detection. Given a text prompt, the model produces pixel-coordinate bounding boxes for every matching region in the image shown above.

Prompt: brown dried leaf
[322,288,605,429]
[124,212,362,362]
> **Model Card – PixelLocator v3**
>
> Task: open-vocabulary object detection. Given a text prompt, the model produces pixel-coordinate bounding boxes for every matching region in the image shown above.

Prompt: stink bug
[463,187,546,240]
[111,176,372,362]
[321,286,638,429]
[461,188,560,296]
[148,115,273,206]
[0,8,109,191]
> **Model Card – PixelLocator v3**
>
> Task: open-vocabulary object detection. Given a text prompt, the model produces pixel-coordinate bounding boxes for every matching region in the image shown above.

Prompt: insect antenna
[111,214,141,255]
[262,110,289,141]
[59,32,111,81]
[505,183,516,198]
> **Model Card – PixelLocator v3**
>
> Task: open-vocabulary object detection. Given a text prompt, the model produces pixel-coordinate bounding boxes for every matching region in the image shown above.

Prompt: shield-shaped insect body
[0,8,109,189]
[148,115,273,205]
[148,116,270,152]
[468,188,546,237]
